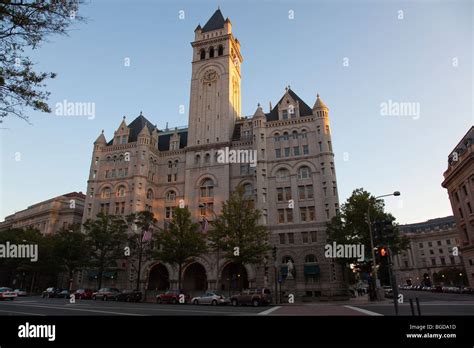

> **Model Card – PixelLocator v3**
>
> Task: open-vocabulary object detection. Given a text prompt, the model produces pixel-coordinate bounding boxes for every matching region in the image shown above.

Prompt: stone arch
[146,262,171,291]
[194,173,219,189]
[193,62,226,80]
[182,261,208,294]
[271,163,293,178]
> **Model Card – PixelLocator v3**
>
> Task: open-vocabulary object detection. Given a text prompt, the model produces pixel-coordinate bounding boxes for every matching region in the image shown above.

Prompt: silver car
[191,292,229,306]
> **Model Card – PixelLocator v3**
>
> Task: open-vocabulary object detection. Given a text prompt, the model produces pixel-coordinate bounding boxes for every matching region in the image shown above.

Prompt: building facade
[0,192,85,234]
[442,126,474,286]
[393,216,465,286]
[82,9,345,299]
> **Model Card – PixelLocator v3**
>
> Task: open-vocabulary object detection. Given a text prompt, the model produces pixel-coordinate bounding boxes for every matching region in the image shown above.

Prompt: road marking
[344,305,383,316]
[1,302,145,316]
[0,308,46,316]
[258,306,281,315]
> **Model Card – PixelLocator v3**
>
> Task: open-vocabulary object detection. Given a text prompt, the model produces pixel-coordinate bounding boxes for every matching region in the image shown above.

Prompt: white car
[13,289,28,297]
[191,292,229,306]
[0,287,17,300]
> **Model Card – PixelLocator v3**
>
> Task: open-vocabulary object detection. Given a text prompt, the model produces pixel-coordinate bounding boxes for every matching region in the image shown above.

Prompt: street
[0,290,472,316]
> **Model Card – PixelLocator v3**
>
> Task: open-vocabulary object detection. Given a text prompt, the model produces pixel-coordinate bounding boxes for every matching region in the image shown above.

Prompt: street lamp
[367,191,401,301]
[199,202,220,291]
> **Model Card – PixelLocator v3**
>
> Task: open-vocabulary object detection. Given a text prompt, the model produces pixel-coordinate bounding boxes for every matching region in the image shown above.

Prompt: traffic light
[272,246,277,260]
[378,246,388,257]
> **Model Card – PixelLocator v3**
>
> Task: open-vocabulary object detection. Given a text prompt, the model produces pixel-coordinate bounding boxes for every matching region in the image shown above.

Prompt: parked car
[117,290,142,302]
[92,288,120,301]
[230,288,272,307]
[42,287,62,298]
[432,285,443,293]
[58,289,71,299]
[13,289,28,297]
[191,292,229,306]
[74,288,94,300]
[156,289,190,304]
[0,287,17,300]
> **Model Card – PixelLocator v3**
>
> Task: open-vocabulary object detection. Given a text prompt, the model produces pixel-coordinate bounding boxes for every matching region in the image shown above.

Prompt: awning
[304,265,320,275]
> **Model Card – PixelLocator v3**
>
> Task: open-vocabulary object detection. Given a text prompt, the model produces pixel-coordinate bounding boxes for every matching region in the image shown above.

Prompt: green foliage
[0,1,85,122]
[154,207,207,288]
[208,185,269,265]
[82,213,128,288]
[326,188,409,267]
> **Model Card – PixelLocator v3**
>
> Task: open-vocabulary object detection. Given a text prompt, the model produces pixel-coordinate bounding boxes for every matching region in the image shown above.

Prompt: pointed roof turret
[202,9,226,32]
[94,130,106,144]
[253,103,266,119]
[313,93,328,110]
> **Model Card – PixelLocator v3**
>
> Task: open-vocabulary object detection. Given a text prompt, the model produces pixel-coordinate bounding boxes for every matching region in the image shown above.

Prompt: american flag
[201,217,209,233]
[142,230,152,242]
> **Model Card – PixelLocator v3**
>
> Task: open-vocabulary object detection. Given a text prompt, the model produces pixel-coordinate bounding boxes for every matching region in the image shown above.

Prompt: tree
[208,185,269,270]
[125,211,157,291]
[82,213,128,289]
[154,207,207,290]
[0,1,84,122]
[326,188,409,284]
[53,223,90,290]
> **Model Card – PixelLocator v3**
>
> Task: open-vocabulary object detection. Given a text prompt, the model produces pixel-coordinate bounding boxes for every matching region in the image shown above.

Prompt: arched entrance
[220,262,249,295]
[182,263,207,293]
[147,263,170,291]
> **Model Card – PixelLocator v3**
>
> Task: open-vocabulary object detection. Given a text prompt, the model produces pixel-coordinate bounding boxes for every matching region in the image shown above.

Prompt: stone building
[442,126,474,286]
[82,9,345,299]
[0,192,85,234]
[392,216,465,286]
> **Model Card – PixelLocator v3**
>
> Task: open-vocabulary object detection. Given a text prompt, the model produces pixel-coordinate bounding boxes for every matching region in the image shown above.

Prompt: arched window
[106,156,111,162]
[101,187,111,199]
[200,178,214,198]
[282,256,294,264]
[276,168,290,182]
[292,130,298,139]
[243,183,253,197]
[116,185,126,197]
[200,49,205,60]
[218,45,224,56]
[274,133,280,141]
[119,154,124,162]
[204,153,210,164]
[209,46,215,58]
[301,129,307,138]
[305,254,317,263]
[283,132,289,140]
[166,190,176,201]
[195,154,201,164]
[168,161,172,169]
[174,160,179,167]
[146,189,154,200]
[298,166,311,180]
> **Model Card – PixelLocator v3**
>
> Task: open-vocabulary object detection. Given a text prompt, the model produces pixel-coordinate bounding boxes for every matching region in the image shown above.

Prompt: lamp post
[367,191,400,300]
[199,203,219,291]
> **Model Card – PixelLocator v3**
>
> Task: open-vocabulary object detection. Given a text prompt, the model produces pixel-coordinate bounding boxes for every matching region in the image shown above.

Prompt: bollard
[409,298,415,316]
[416,297,421,316]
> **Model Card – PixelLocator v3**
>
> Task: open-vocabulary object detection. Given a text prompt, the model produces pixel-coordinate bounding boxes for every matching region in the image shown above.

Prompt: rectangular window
[275,149,281,158]
[302,232,308,244]
[450,256,455,264]
[294,146,300,156]
[311,231,317,243]
[459,207,464,219]
[288,233,294,244]
[300,208,307,222]
[439,248,443,254]
[308,206,315,221]
[462,185,468,196]
[446,239,451,245]
[240,164,249,175]
[278,209,285,223]
[277,188,284,201]
[282,110,288,119]
[419,243,423,248]
[284,187,292,201]
[437,241,442,246]
[319,142,322,152]
[431,258,436,266]
[167,174,172,182]
[440,257,446,265]
[306,185,314,199]
[286,209,293,223]
[428,242,432,247]
[284,147,290,157]
[298,186,305,200]
[430,250,434,255]
[468,202,473,214]
[303,145,309,155]
[279,234,286,244]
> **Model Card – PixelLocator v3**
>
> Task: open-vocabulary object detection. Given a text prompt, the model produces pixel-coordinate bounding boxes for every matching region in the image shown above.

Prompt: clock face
[203,69,217,82]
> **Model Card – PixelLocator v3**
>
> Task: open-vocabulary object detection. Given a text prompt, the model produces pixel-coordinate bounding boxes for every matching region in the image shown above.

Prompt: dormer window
[282,110,288,120]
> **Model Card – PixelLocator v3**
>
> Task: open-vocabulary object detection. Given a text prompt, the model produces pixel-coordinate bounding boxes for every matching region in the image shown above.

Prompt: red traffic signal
[379,247,388,257]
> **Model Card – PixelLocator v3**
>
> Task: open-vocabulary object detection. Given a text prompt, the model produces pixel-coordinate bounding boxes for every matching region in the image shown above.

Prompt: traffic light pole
[367,207,379,300]
[388,246,399,315]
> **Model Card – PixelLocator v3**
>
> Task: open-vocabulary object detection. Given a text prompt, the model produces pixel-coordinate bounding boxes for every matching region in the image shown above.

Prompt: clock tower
[187,9,243,146]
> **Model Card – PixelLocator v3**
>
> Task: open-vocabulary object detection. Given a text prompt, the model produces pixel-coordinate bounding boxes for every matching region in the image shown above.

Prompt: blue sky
[0,0,472,224]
